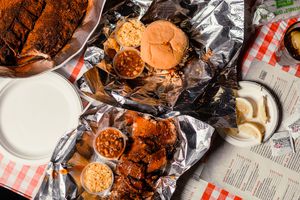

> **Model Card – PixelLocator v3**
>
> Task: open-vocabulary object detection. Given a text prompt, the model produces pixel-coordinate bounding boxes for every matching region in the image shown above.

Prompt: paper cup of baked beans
[113,48,145,79]
[93,127,126,160]
[80,162,114,196]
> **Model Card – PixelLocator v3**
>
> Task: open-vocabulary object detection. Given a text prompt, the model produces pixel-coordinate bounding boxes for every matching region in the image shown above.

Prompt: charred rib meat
[132,115,177,147]
[117,159,145,180]
[111,113,178,199]
[0,0,88,66]
[147,148,167,173]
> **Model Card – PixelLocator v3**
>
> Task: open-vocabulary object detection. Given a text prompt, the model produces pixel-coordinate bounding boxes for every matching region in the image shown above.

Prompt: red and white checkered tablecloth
[201,182,242,200]
[242,17,300,78]
[2,15,300,199]
[0,53,88,199]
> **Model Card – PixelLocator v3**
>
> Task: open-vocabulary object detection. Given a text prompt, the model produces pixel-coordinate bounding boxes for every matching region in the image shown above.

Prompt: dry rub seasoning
[113,49,144,79]
[81,163,113,193]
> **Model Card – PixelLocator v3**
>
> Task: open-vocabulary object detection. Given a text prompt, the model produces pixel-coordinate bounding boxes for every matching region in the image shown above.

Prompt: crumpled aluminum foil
[77,0,244,128]
[34,103,214,200]
[0,0,106,78]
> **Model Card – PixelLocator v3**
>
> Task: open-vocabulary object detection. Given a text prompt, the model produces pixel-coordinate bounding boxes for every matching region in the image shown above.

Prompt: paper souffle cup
[93,127,127,161]
[80,162,114,196]
[113,48,145,79]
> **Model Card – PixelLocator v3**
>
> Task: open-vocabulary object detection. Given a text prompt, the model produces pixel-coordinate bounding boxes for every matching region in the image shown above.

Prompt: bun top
[141,20,188,70]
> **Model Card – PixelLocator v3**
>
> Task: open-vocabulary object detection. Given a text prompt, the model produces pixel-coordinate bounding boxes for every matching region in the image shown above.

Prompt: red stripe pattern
[12,166,30,191]
[201,182,242,200]
[218,189,229,200]
[68,55,85,83]
[202,183,216,200]
[25,166,46,197]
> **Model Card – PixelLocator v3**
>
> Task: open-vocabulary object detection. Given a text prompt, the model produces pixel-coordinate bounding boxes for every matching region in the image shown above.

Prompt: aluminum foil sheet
[77,0,244,128]
[34,103,214,200]
[0,0,106,78]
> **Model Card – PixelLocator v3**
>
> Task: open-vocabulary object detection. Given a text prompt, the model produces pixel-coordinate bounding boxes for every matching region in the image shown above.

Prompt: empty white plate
[0,72,82,165]
[218,81,280,147]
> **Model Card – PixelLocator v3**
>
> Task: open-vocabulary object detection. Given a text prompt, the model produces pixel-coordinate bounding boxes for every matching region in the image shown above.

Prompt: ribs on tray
[0,0,88,68]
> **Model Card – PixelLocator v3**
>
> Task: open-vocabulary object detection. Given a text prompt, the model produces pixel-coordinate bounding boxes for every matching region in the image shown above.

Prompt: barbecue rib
[0,0,88,66]
[110,113,178,199]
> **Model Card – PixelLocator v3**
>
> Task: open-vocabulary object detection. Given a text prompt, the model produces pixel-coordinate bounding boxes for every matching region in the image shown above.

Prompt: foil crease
[78,0,244,128]
[34,103,214,200]
[0,0,106,78]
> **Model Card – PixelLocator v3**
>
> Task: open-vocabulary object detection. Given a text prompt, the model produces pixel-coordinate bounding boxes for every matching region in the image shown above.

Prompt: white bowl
[218,81,280,147]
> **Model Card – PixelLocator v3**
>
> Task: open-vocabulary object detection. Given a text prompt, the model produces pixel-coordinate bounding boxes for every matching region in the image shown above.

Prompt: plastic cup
[276,21,300,66]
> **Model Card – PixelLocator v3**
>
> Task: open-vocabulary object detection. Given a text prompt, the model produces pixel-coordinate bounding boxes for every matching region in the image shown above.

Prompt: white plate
[0,72,82,165]
[218,81,280,147]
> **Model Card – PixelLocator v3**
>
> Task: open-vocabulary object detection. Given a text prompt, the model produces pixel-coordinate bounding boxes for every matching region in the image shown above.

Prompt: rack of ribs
[0,0,88,66]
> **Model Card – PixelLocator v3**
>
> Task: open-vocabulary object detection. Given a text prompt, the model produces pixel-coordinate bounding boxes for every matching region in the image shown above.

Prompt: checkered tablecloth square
[201,182,242,200]
[242,17,300,78]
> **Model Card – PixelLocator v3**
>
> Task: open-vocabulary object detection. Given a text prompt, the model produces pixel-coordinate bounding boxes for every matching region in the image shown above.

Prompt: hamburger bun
[141,20,188,70]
